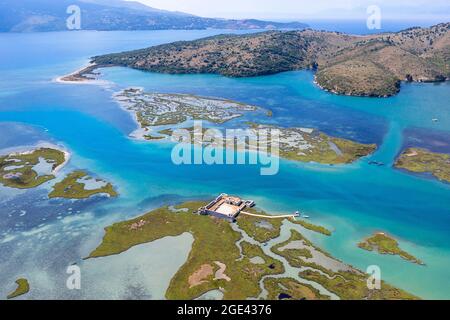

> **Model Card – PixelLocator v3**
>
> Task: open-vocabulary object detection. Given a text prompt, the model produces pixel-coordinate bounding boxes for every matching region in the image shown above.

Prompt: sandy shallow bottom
[79,233,194,299]
[2,232,194,300]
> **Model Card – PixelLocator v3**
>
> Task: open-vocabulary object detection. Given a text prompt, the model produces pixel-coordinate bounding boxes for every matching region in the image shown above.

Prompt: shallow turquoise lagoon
[0,31,449,299]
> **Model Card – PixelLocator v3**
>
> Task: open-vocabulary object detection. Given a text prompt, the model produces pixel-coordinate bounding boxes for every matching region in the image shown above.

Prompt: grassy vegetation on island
[395,148,450,183]
[236,208,284,243]
[271,230,315,264]
[88,202,284,300]
[236,208,332,243]
[273,230,419,300]
[0,148,66,189]
[299,269,418,300]
[278,131,377,165]
[90,23,449,97]
[116,89,259,128]
[271,230,335,274]
[118,90,377,165]
[49,170,118,199]
[263,277,329,300]
[7,278,30,299]
[166,124,376,165]
[289,218,332,236]
[358,232,424,265]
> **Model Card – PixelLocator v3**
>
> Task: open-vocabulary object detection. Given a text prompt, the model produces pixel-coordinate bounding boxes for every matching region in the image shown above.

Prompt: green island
[88,200,417,300]
[7,278,30,299]
[49,170,118,199]
[395,147,450,183]
[358,232,424,265]
[0,148,66,189]
[115,89,260,127]
[114,88,376,165]
[89,23,449,97]
[263,277,328,300]
[273,230,419,300]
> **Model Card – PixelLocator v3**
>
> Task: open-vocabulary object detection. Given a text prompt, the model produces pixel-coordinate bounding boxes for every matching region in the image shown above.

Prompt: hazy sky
[135,0,450,20]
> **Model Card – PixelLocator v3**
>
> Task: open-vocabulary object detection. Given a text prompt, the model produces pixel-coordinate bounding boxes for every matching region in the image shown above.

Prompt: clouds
[135,0,450,20]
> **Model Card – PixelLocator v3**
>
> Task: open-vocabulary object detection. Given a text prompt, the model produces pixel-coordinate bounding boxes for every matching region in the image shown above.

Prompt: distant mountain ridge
[0,0,308,32]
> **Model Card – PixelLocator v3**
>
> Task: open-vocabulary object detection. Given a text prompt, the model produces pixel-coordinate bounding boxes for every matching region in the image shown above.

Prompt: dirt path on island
[213,261,231,282]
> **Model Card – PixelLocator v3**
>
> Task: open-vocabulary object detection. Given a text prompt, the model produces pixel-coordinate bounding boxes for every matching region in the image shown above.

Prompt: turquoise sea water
[0,30,449,299]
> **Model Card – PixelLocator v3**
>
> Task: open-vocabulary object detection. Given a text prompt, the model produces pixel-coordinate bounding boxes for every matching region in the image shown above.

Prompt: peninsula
[82,23,450,97]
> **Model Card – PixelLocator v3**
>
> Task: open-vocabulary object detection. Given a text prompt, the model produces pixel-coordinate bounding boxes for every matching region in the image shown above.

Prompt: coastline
[61,58,448,100]
[112,87,150,141]
[53,63,111,86]
[312,76,397,98]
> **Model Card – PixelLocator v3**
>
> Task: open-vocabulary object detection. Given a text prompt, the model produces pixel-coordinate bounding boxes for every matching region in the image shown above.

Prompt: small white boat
[432,118,439,122]
[302,215,310,219]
